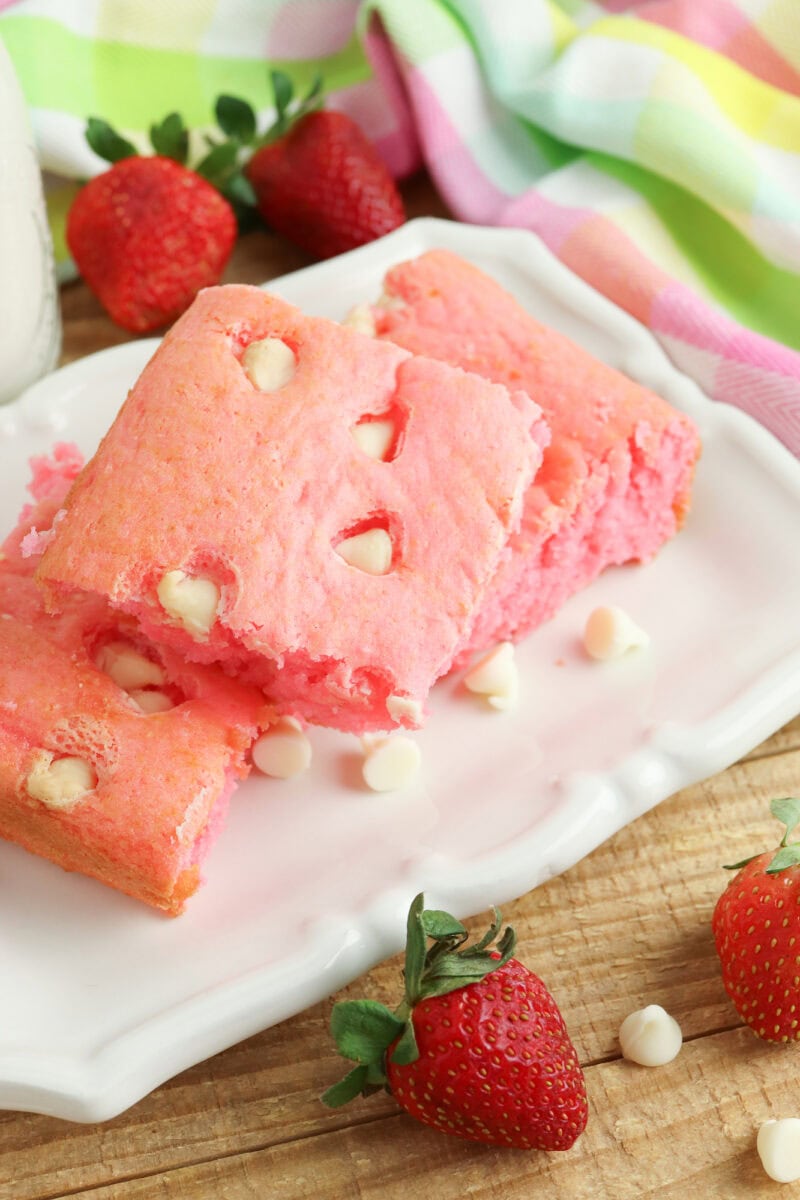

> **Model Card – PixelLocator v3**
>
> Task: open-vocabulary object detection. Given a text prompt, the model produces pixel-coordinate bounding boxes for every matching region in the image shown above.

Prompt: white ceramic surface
[2,219,799,1123]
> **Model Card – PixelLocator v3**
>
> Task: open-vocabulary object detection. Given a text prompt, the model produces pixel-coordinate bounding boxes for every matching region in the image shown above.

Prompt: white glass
[0,37,60,404]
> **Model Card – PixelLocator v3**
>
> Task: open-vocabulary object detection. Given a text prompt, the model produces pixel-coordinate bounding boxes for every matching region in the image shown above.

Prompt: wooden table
[4,176,800,1200]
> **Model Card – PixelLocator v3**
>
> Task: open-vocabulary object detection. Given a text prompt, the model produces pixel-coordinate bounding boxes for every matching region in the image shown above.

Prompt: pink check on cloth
[1,0,799,455]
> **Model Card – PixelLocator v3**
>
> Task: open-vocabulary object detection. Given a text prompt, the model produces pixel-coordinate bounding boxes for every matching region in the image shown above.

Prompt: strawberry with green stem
[193,74,324,223]
[323,894,588,1151]
[69,113,238,333]
[713,796,800,1042]
[71,73,404,330]
[242,71,406,260]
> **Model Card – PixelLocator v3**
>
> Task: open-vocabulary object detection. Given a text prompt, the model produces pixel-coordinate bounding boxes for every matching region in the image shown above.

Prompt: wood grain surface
[3,175,800,1200]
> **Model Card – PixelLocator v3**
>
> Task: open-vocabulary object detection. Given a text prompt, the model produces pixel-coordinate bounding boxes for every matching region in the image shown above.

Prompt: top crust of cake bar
[370,250,701,658]
[36,286,548,731]
[373,249,700,527]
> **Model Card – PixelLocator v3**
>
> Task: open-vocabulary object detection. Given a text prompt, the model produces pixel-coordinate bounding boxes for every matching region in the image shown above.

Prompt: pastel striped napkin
[1,0,799,454]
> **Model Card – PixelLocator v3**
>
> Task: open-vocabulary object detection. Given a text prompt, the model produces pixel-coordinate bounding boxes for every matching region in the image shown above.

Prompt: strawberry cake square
[0,447,268,916]
[366,250,701,659]
[37,285,548,732]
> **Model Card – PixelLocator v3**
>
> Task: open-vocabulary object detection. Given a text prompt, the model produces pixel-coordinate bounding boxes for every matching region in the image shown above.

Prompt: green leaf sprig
[321,894,516,1109]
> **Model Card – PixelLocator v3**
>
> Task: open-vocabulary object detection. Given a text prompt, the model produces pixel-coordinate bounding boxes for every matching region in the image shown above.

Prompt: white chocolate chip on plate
[241,337,296,392]
[252,717,311,780]
[25,753,97,810]
[619,1004,682,1066]
[97,640,165,690]
[583,605,650,661]
[350,419,395,461]
[129,689,174,714]
[464,642,518,711]
[335,528,393,576]
[758,1119,800,1183]
[342,305,376,337]
[362,736,421,793]
[157,570,220,637]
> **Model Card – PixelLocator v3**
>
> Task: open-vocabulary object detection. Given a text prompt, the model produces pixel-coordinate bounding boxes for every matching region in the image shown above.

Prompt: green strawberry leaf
[86,117,137,164]
[149,112,188,163]
[221,169,257,208]
[329,999,404,1064]
[271,69,294,133]
[424,953,502,980]
[495,924,517,962]
[321,1064,369,1108]
[365,1059,388,1086]
[772,797,800,845]
[463,907,502,955]
[403,893,427,1006]
[767,845,800,874]
[296,74,324,120]
[421,910,467,941]
[723,855,759,870]
[215,95,257,143]
[389,1020,419,1066]
[195,141,239,183]
[303,74,323,106]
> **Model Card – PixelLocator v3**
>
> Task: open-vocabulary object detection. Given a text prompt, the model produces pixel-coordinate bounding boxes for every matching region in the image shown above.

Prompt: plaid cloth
[2,0,799,454]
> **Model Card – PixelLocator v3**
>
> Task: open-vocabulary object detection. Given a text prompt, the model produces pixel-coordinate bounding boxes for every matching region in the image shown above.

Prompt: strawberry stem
[723,797,800,873]
[270,70,294,134]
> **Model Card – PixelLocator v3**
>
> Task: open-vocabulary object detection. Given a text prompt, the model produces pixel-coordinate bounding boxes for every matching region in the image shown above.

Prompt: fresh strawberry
[713,797,800,1042]
[67,117,237,333]
[322,895,587,1151]
[245,74,405,259]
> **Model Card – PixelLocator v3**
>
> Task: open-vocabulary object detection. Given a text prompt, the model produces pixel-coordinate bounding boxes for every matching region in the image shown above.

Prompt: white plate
[2,219,800,1123]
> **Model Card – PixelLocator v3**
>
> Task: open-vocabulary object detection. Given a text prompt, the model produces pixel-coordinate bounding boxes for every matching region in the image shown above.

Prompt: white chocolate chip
[464,642,518,711]
[386,694,424,726]
[351,419,395,461]
[129,689,174,714]
[757,1119,800,1183]
[342,305,376,337]
[252,717,311,779]
[157,570,220,637]
[335,528,393,576]
[97,640,165,690]
[241,337,296,392]
[25,753,96,810]
[619,1004,682,1066]
[583,605,649,661]
[362,736,421,793]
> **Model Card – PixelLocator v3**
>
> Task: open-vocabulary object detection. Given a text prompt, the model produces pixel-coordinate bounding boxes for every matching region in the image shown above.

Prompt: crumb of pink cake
[36,286,548,733]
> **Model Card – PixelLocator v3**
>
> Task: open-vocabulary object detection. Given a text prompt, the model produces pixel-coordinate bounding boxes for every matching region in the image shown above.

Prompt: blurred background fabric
[1,0,798,454]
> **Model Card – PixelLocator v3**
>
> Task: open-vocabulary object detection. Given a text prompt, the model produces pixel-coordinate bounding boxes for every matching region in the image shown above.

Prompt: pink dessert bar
[1,447,268,916]
[37,285,548,732]
[370,250,701,658]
